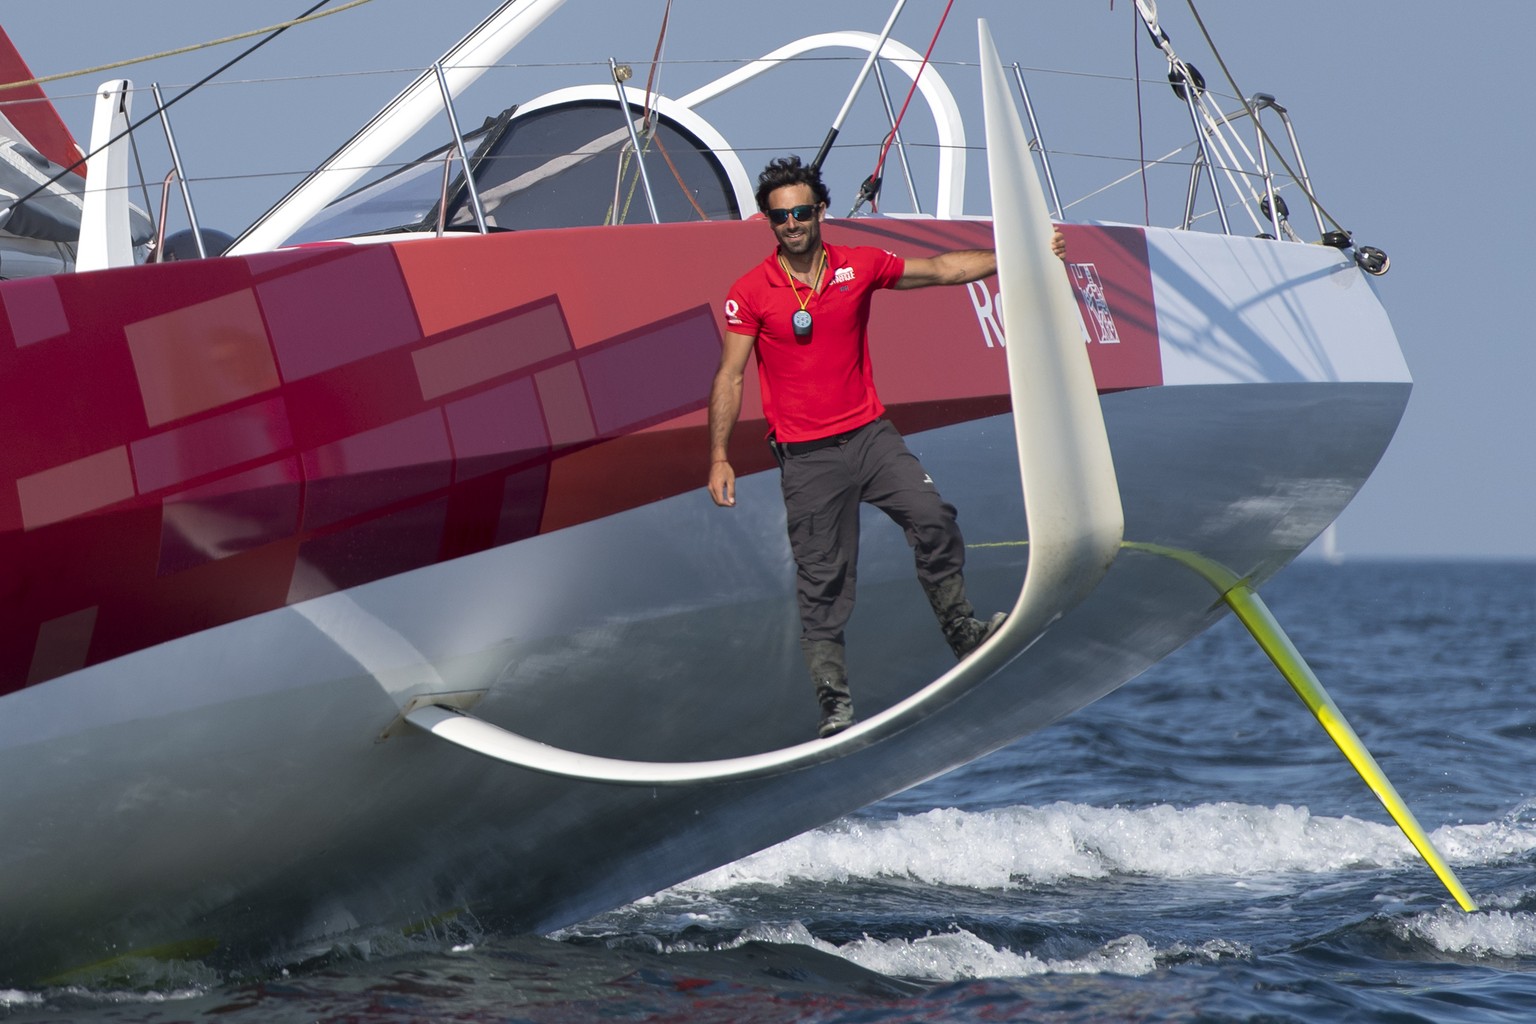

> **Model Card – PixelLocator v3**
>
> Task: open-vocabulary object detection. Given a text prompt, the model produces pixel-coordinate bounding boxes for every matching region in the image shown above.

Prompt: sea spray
[1403,909,1536,958]
[672,802,1536,895]
[674,920,1163,981]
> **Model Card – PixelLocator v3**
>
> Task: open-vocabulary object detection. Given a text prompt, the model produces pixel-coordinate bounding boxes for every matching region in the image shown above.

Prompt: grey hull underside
[0,379,1408,980]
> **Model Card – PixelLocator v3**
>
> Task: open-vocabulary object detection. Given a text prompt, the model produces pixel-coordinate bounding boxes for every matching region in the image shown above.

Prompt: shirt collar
[761,243,845,286]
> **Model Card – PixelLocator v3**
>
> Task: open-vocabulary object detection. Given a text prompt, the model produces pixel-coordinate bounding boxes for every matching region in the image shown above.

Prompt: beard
[776,224,819,257]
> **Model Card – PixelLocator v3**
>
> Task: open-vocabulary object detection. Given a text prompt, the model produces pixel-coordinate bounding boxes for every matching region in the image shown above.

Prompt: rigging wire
[609,0,708,225]
[639,0,671,132]
[640,0,708,221]
[0,0,379,92]
[3,0,357,221]
[1132,0,1272,236]
[866,0,955,214]
[1131,3,1150,226]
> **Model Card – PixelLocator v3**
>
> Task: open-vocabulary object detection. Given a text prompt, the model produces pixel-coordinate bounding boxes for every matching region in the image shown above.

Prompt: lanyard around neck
[778,247,826,314]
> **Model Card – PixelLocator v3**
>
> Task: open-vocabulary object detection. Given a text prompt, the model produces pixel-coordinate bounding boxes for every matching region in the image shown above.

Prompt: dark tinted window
[291,98,739,242]
[449,100,739,229]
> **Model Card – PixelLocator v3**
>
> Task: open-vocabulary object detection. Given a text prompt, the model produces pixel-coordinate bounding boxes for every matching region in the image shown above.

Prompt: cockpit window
[288,98,739,243]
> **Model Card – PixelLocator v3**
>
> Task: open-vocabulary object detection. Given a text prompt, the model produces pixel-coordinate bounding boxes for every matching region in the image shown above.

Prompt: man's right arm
[708,330,757,507]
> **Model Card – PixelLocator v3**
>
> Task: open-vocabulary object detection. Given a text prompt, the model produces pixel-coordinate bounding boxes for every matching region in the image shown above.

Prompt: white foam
[675,802,1536,893]
[1402,908,1536,958]
[1425,816,1536,864]
[50,985,207,1006]
[702,921,1161,981]
[8,954,227,1011]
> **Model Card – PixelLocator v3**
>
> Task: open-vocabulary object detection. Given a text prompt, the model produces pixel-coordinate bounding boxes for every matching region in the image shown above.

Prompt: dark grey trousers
[779,419,966,644]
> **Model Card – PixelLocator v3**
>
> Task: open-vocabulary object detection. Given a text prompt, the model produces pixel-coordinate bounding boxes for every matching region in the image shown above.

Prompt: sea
[3,560,1533,1023]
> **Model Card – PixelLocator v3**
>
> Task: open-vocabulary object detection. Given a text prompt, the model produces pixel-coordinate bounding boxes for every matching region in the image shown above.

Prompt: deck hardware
[1355,245,1390,276]
[149,83,205,258]
[1010,62,1063,222]
[433,62,488,233]
[609,58,660,224]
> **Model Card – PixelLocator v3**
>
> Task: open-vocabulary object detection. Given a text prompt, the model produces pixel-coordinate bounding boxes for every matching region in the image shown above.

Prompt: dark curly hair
[754,155,830,213]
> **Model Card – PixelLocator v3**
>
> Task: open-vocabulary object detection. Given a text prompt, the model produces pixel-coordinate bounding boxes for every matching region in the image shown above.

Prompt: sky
[3,0,1531,560]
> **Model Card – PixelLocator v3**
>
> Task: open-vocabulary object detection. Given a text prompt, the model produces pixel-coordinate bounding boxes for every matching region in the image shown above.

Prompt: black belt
[778,420,875,456]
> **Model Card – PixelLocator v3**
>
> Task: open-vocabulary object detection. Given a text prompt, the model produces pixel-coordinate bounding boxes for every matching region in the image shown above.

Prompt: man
[708,155,1065,739]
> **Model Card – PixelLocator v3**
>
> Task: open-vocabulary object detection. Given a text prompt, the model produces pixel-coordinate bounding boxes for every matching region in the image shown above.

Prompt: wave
[0,983,208,1018]
[1402,904,1536,958]
[674,802,1536,893]
[662,921,1248,982]
[695,922,1148,980]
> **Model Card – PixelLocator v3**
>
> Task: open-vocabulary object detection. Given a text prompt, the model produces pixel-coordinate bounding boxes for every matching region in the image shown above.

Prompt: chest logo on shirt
[832,266,856,285]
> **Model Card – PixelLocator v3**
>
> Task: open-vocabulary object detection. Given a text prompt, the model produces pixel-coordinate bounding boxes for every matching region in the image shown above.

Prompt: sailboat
[0,0,1462,983]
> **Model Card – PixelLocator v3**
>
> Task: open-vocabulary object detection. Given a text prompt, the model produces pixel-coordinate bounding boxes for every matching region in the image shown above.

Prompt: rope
[868,0,954,212]
[640,0,708,221]
[4,0,353,216]
[0,0,380,92]
[640,0,672,132]
[1131,3,1150,226]
[608,0,708,225]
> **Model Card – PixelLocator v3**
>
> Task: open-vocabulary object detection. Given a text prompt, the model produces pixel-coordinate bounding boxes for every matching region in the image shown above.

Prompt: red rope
[636,0,709,220]
[641,0,672,130]
[1132,0,1150,225]
[869,0,955,212]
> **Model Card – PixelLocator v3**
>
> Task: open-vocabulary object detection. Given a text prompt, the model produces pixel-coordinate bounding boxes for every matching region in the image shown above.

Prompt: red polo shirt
[723,243,905,443]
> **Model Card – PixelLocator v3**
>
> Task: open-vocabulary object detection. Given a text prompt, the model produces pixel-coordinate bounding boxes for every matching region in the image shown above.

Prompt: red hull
[0,219,1160,695]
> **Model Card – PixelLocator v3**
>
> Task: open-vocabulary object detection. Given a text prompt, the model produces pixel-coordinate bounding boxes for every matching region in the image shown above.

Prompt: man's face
[766,183,824,257]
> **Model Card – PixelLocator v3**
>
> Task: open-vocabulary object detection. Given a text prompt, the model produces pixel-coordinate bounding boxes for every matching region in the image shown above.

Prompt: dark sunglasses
[766,204,820,225]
